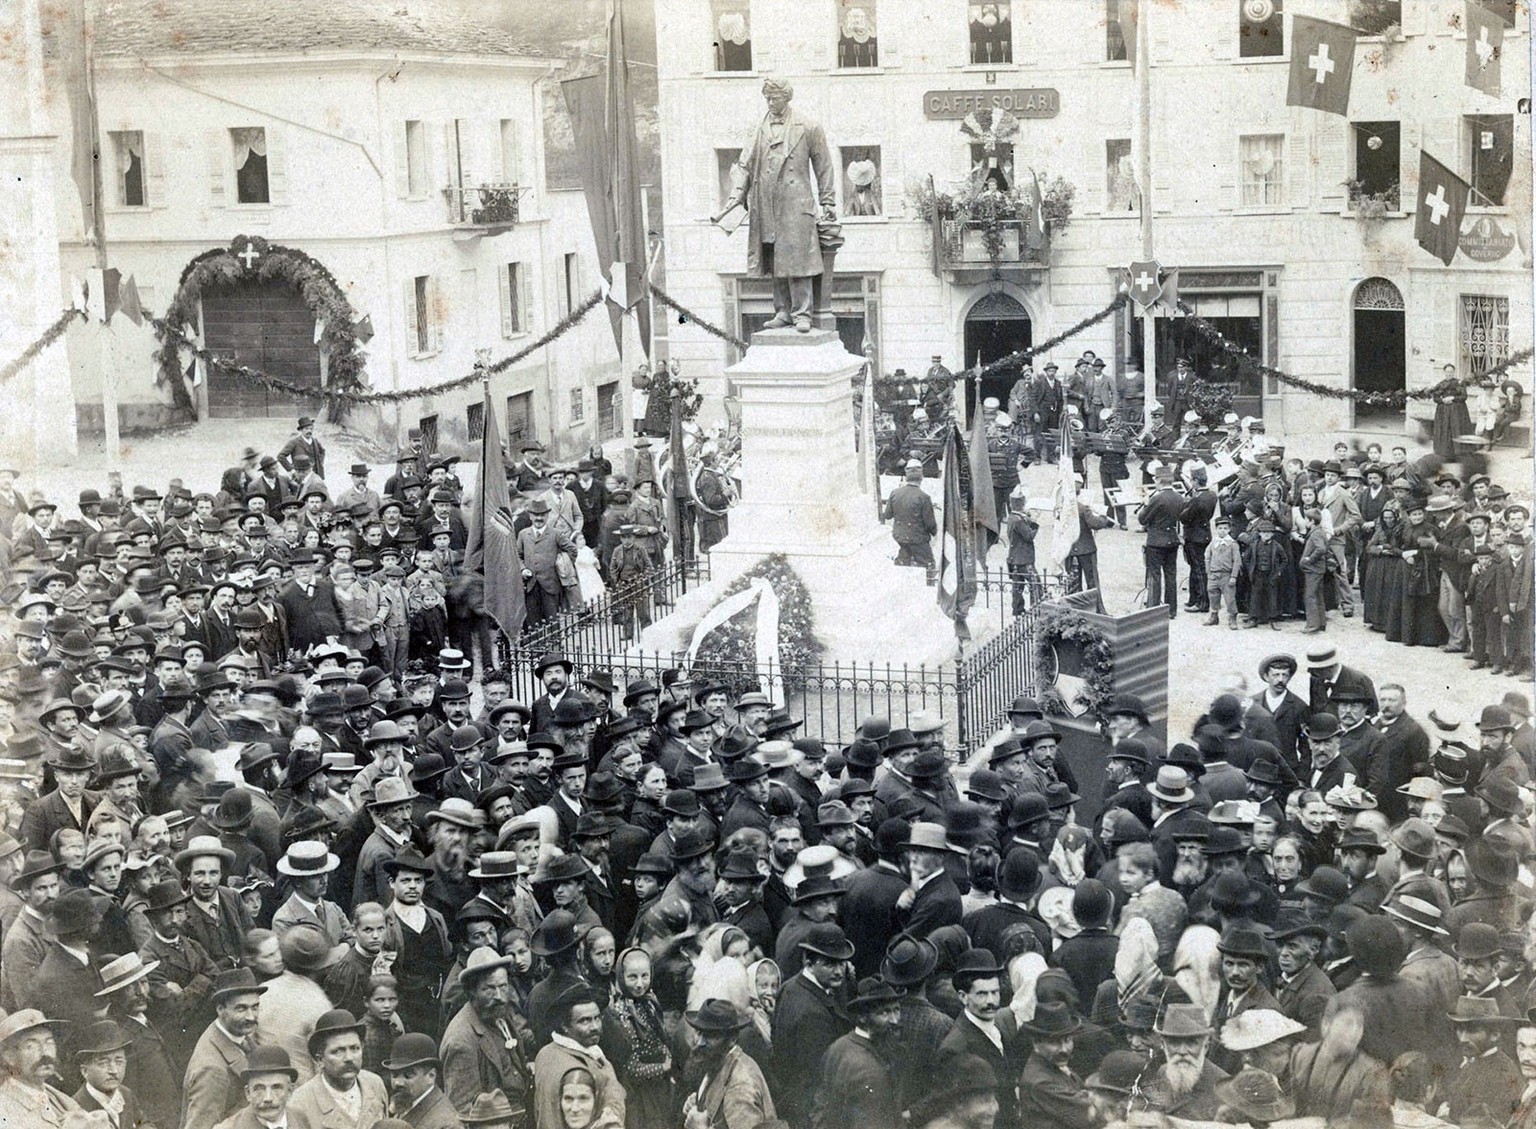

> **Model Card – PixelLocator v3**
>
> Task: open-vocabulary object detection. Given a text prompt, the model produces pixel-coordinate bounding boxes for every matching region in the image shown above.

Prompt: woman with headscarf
[1172,923,1224,1024]
[1364,504,1406,631]
[601,946,674,1129]
[1091,916,1162,1030]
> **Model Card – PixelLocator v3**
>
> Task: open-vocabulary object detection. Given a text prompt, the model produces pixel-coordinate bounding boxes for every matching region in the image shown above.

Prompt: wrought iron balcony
[934,218,1050,282]
[443,183,524,235]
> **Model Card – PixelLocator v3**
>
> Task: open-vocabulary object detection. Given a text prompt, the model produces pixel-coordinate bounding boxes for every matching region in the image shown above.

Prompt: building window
[969,1,1012,65]
[569,387,586,424]
[1106,0,1132,61]
[1239,134,1285,206]
[597,380,621,440]
[403,120,429,198]
[1239,0,1283,58]
[1460,295,1510,380]
[970,142,1015,189]
[840,145,883,216]
[1466,115,1514,206]
[506,392,533,443]
[716,148,743,211]
[837,0,879,68]
[418,414,439,458]
[1106,138,1136,211]
[712,0,752,70]
[562,253,579,317]
[231,127,269,204]
[1349,0,1401,35]
[1351,121,1400,210]
[500,263,528,337]
[466,401,485,443]
[407,275,439,357]
[110,131,145,207]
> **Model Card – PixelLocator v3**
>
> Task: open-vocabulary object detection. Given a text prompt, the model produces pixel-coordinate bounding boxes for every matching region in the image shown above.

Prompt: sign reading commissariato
[923,88,1060,119]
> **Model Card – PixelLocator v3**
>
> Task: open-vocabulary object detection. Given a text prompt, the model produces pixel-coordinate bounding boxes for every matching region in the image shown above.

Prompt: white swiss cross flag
[1286,16,1357,116]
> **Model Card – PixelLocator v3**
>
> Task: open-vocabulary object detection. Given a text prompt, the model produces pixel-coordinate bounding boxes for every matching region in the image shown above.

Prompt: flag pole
[1135,0,1156,440]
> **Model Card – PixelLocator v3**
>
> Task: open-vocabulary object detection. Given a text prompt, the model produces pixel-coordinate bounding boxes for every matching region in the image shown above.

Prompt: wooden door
[202,282,321,418]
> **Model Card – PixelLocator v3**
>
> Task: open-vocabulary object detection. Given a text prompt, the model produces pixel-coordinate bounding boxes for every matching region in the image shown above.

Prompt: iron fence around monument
[492,556,1065,756]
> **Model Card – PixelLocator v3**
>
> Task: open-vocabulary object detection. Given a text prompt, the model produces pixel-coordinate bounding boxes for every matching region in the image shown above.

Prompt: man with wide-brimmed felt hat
[1444,995,1524,1123]
[182,967,268,1129]
[1140,1001,1225,1119]
[353,776,418,908]
[1017,999,1097,1129]
[0,1007,77,1124]
[679,997,773,1126]
[813,975,904,1129]
[440,946,530,1117]
[20,743,97,855]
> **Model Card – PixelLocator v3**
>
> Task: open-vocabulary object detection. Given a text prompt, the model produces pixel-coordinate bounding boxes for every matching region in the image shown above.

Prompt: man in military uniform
[884,461,938,572]
[1140,464,1184,619]
[0,1009,80,1127]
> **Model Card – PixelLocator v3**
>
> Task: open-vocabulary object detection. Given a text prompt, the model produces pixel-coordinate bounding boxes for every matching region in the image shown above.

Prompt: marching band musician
[1172,411,1211,452]
[1096,413,1133,529]
[1213,412,1245,458]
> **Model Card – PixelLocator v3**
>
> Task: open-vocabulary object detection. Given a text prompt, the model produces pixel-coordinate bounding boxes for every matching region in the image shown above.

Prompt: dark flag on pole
[1286,16,1357,116]
[936,423,978,631]
[1464,0,1504,96]
[463,387,526,642]
[967,405,998,558]
[1414,152,1470,267]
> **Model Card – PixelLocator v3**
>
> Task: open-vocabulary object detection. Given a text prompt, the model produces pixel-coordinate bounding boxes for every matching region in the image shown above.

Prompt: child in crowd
[1204,516,1241,629]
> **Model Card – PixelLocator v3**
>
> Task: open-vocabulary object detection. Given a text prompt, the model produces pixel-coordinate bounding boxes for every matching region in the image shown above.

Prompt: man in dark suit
[278,416,326,480]
[1499,531,1534,677]
[73,1019,150,1129]
[1369,684,1430,821]
[176,838,254,971]
[21,889,104,1026]
[1253,653,1308,775]
[1306,644,1378,716]
[899,822,963,938]
[770,923,853,1128]
[937,950,1027,1129]
[1180,466,1218,612]
[1017,1002,1099,1129]
[842,821,912,978]
[883,461,938,570]
[181,968,268,1129]
[276,551,343,656]
[1139,464,1184,618]
[18,745,96,854]
[1301,714,1353,796]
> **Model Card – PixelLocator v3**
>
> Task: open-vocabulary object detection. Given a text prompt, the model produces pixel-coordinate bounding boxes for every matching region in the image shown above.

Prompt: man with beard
[1444,995,1524,1123]
[1270,913,1335,1041]
[182,967,267,1129]
[773,922,854,1126]
[141,877,220,1066]
[937,950,1025,1129]
[1302,714,1354,796]
[813,976,904,1129]
[1018,1001,1101,1129]
[653,827,720,932]
[1136,1003,1228,1120]
[531,986,624,1129]
[0,1008,78,1124]
[422,799,480,919]
[289,1008,389,1129]
[680,998,773,1128]
[381,1033,457,1129]
[22,888,105,1028]
[440,947,531,1116]
[98,952,179,1127]
[0,851,63,1011]
[354,778,418,908]
[529,653,574,733]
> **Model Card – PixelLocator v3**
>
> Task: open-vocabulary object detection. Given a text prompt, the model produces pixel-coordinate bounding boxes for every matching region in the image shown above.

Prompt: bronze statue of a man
[713,78,837,333]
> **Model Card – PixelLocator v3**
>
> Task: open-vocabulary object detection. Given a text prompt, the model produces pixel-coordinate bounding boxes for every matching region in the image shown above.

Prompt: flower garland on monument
[692,555,824,691]
[1033,606,1116,723]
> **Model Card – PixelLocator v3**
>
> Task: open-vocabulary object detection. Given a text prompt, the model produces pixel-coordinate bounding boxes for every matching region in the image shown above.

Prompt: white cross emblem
[1424,184,1450,226]
[238,242,260,269]
[1308,42,1335,84]
[1475,25,1494,68]
[1134,270,1156,294]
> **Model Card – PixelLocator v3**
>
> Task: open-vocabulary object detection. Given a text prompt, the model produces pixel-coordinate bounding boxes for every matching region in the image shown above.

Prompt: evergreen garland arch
[152,236,368,420]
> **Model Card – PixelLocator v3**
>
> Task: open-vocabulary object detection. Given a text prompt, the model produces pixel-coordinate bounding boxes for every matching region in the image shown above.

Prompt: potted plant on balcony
[910,171,1073,276]
[471,183,519,225]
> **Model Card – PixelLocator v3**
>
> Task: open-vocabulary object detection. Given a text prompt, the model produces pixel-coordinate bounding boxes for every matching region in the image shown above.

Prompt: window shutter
[1316,117,1347,210]
[266,127,288,204]
[395,122,412,199]
[442,122,459,186]
[498,264,515,338]
[520,262,535,334]
[1287,122,1308,207]
[428,276,443,351]
[143,132,166,209]
[206,130,227,207]
[1220,134,1238,211]
[1151,3,1173,62]
[1422,117,1459,175]
[458,121,478,189]
[500,119,520,184]
[404,280,420,357]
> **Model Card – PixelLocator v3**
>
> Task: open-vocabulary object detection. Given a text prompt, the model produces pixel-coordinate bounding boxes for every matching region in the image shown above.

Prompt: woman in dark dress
[1399,502,1449,647]
[1431,366,1474,458]
[601,947,674,1129]
[1257,481,1297,616]
[1364,506,1406,633]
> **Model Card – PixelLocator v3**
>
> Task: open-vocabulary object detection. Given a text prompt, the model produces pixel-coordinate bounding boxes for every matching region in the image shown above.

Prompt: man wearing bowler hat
[72,1017,148,1129]
[21,744,97,854]
[880,932,955,1110]
[0,1007,79,1125]
[182,967,268,1129]
[773,921,855,1127]
[813,975,904,1129]
[681,998,774,1128]
[1018,1000,1098,1129]
[288,1008,389,1129]
[212,1044,307,1129]
[382,1033,457,1129]
[937,949,1025,1129]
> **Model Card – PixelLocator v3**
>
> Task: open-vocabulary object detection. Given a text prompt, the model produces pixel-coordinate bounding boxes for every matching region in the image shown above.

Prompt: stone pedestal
[643,327,980,664]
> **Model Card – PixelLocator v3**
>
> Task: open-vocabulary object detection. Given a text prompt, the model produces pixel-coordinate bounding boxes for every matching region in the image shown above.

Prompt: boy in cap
[1243,519,1285,629]
[1205,515,1241,629]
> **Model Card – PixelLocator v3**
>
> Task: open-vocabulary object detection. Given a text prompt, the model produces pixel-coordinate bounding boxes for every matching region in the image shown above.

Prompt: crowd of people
[0,419,1530,1129]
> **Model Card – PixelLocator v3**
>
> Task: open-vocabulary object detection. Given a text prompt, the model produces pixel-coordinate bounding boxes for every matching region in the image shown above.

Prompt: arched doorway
[1352,277,1406,429]
[963,290,1032,418]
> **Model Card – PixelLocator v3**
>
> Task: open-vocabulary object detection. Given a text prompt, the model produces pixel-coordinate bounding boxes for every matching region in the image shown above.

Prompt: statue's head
[762,78,793,113]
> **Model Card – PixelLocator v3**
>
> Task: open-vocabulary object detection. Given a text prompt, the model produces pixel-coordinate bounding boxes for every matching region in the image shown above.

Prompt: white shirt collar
[86,1083,124,1115]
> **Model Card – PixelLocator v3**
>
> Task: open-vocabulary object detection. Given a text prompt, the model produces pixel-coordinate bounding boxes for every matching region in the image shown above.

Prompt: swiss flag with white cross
[1286,16,1357,116]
